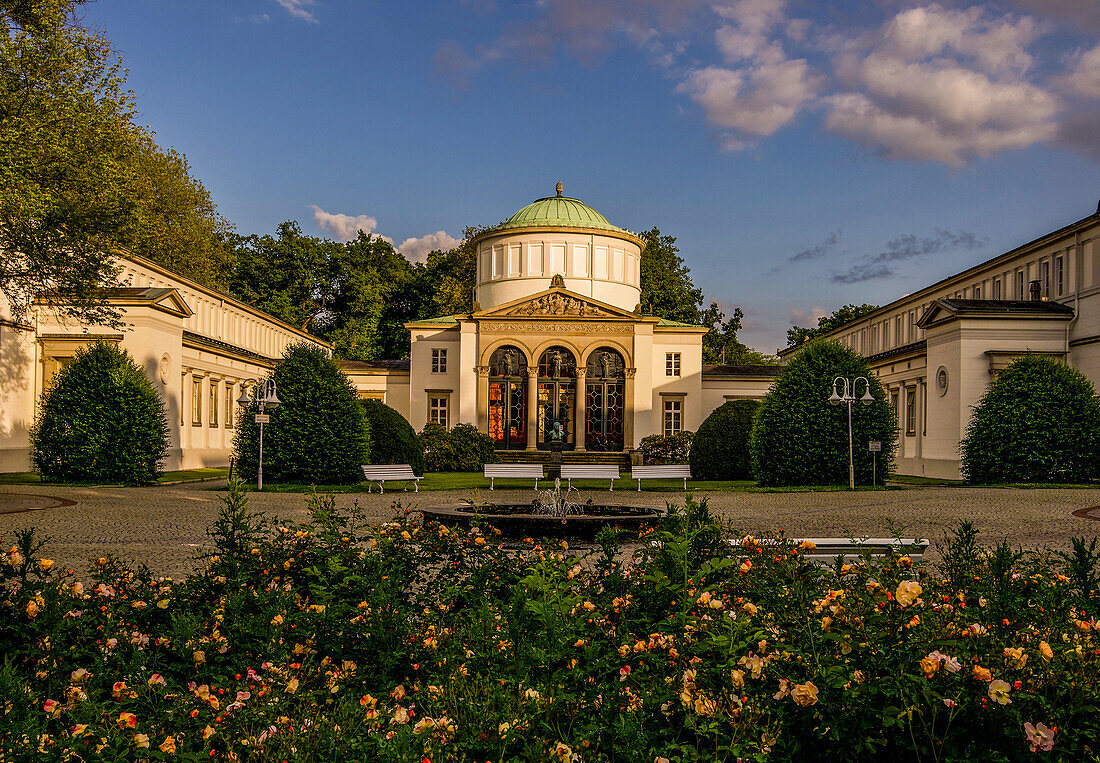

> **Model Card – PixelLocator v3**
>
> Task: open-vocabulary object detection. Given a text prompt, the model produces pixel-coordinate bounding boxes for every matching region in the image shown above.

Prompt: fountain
[419,476,661,540]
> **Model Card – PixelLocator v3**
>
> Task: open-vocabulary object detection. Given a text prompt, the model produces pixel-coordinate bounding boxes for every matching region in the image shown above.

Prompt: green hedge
[751,340,896,486]
[360,400,424,476]
[961,355,1100,483]
[689,400,759,479]
[420,422,499,472]
[234,344,369,484]
[31,341,169,485]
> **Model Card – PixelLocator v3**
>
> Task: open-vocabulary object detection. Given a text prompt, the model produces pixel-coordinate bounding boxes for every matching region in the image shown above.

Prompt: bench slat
[361,464,421,494]
[632,464,691,491]
[561,465,619,491]
[483,464,544,490]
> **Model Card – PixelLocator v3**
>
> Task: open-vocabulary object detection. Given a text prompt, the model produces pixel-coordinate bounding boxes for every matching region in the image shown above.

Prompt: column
[574,367,587,452]
[476,365,490,434]
[526,367,539,451]
[624,368,637,450]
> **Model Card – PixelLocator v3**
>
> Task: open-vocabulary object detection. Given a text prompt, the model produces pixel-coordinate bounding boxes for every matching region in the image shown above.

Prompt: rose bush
[0,485,1098,761]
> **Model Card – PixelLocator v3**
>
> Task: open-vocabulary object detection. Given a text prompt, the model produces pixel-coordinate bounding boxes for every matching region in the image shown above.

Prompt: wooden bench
[361,464,421,493]
[734,536,931,563]
[631,464,691,491]
[484,464,545,490]
[561,464,620,491]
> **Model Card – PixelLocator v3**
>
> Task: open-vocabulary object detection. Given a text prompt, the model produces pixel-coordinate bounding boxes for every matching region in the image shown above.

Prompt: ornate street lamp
[829,376,874,489]
[238,378,280,490]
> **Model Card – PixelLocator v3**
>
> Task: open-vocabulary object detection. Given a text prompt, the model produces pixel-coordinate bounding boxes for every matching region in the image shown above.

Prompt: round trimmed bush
[234,344,370,485]
[31,341,170,485]
[420,422,499,472]
[690,400,759,480]
[638,431,694,465]
[750,340,896,486]
[961,355,1100,483]
[361,400,424,476]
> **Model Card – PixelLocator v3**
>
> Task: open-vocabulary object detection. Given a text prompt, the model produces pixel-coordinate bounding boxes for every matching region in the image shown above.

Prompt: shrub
[638,431,693,464]
[31,341,169,485]
[421,422,499,472]
[4,497,1100,761]
[960,355,1100,483]
[360,400,424,475]
[751,340,896,486]
[689,400,759,479]
[234,344,370,484]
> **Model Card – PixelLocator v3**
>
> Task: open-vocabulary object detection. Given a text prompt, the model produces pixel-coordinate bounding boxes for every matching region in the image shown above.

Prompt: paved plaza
[1,481,1099,579]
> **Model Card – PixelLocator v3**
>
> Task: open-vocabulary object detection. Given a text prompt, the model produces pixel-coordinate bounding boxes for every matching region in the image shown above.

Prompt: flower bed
[1,485,1098,761]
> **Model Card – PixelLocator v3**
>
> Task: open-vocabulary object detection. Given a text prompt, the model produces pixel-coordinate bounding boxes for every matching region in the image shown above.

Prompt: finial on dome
[555,181,563,197]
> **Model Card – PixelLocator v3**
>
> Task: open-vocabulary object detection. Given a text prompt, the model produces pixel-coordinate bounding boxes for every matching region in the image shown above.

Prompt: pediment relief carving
[502,293,616,318]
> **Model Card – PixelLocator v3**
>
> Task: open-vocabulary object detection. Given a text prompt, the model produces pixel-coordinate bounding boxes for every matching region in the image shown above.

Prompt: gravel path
[1,482,1097,578]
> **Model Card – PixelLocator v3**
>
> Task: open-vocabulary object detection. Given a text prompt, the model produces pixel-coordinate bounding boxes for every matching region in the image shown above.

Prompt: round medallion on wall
[936,365,949,396]
[159,353,171,385]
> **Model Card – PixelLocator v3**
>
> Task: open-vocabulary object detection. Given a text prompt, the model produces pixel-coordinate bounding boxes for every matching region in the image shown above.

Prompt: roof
[338,359,411,372]
[702,364,781,377]
[406,315,459,327]
[493,195,625,233]
[917,298,1075,329]
[655,317,702,328]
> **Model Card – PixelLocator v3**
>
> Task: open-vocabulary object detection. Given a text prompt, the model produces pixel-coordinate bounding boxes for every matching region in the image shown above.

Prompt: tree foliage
[234,344,370,485]
[31,341,169,484]
[0,0,231,324]
[751,340,896,486]
[360,400,424,476]
[690,400,759,480]
[960,356,1100,484]
[786,304,880,347]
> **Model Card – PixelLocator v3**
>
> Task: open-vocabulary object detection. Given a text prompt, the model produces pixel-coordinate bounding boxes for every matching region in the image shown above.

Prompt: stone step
[495,450,632,469]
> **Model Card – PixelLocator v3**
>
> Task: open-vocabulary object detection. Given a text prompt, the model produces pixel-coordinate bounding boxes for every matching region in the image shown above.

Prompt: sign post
[868,440,882,486]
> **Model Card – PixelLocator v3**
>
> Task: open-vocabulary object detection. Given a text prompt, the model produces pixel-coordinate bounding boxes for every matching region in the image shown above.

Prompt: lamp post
[238,378,280,490]
[829,376,874,489]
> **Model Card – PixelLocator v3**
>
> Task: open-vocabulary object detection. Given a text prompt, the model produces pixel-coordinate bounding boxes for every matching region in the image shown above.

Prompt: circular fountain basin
[419,503,663,540]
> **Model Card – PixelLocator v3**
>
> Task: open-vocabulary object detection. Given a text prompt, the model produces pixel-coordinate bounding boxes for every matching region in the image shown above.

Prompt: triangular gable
[150,289,193,318]
[916,299,953,329]
[475,287,638,320]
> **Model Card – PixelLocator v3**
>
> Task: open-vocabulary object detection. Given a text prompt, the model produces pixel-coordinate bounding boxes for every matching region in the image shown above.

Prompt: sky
[81,0,1100,353]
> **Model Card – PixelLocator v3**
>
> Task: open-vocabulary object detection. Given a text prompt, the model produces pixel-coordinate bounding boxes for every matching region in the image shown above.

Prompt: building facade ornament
[481,321,632,335]
[504,293,614,318]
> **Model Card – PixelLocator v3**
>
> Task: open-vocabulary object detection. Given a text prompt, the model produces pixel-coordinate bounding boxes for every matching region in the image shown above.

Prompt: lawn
[0,468,230,486]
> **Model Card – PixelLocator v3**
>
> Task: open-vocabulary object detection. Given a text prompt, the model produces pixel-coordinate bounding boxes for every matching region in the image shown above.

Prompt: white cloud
[274,0,318,23]
[1065,43,1100,98]
[398,231,462,264]
[311,205,390,243]
[713,0,787,62]
[789,307,828,326]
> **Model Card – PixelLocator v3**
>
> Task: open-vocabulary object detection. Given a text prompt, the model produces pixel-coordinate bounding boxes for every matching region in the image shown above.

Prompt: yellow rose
[895,581,922,607]
[1039,641,1054,662]
[38,559,54,572]
[1003,647,1027,669]
[972,665,992,682]
[987,679,1012,705]
[26,599,39,618]
[920,656,940,678]
[158,736,176,754]
[791,681,819,707]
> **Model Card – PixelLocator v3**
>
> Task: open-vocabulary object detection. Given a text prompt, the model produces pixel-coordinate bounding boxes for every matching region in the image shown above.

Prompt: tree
[234,344,370,485]
[787,304,880,347]
[638,227,704,323]
[690,400,759,480]
[31,341,169,484]
[750,340,896,486]
[361,400,424,476]
[1,0,232,324]
[700,304,777,365]
[420,422,498,472]
[960,356,1100,483]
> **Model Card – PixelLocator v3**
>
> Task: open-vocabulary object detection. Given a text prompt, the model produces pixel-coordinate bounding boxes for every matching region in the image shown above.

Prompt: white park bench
[361,464,421,493]
[561,464,620,491]
[631,464,692,491]
[792,537,931,563]
[484,463,545,490]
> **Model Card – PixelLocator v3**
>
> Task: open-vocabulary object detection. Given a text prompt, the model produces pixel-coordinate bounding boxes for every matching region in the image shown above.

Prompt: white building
[342,186,777,460]
[0,253,330,472]
[780,200,1100,479]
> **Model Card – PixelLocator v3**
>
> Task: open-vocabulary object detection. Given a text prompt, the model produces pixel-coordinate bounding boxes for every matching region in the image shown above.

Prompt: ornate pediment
[503,292,615,318]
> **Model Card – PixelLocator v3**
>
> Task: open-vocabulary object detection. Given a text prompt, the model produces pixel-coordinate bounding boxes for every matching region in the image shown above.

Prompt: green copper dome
[493,183,626,233]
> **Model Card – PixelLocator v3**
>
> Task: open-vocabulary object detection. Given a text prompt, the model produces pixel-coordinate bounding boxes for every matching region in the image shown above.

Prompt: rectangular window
[429,396,449,428]
[225,384,235,428]
[663,399,682,436]
[895,315,902,344]
[993,277,1002,299]
[905,387,917,436]
[431,348,447,373]
[209,381,219,427]
[973,283,981,299]
[1015,270,1024,300]
[665,352,681,377]
[1055,256,1064,296]
[192,377,203,426]
[1041,260,1050,297]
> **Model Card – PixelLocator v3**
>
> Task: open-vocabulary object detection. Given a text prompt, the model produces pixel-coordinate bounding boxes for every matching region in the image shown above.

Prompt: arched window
[487,346,527,450]
[537,346,577,449]
[584,348,625,451]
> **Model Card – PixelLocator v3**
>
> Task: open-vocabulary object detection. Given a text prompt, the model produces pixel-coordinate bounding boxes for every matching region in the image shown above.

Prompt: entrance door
[584,348,625,451]
[487,346,527,449]
[537,346,576,449]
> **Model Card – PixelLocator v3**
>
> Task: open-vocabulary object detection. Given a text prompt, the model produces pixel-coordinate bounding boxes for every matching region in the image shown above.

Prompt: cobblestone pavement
[0,482,1098,578]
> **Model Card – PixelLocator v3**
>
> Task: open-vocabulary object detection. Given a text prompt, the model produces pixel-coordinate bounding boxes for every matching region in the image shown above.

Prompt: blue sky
[82,0,1100,352]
